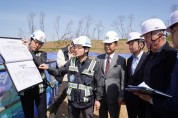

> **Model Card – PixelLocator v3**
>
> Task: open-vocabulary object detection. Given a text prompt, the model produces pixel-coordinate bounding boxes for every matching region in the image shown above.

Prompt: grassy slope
[41,39,172,54]
[41,39,133,54]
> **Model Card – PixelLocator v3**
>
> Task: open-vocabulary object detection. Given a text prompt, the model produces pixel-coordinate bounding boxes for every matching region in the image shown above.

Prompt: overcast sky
[0,0,177,41]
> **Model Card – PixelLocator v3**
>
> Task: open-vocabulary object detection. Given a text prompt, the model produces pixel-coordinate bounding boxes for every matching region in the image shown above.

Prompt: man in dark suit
[132,10,178,118]
[125,32,147,118]
[134,18,178,118]
[95,31,126,118]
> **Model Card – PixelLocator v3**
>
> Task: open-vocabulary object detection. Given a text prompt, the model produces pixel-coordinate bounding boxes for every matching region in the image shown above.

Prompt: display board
[0,38,42,92]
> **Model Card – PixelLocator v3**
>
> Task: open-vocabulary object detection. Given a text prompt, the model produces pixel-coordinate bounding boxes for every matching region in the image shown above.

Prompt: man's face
[104,42,117,55]
[128,40,140,54]
[143,31,162,52]
[29,39,43,51]
[171,23,178,49]
[73,45,86,57]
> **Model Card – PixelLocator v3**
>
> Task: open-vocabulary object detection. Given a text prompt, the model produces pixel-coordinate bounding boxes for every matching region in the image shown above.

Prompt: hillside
[41,39,134,54]
[41,39,173,54]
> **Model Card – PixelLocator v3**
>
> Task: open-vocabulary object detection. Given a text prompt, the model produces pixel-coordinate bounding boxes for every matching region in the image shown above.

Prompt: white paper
[0,39,32,63]
[138,82,153,90]
[6,60,42,92]
[0,38,43,92]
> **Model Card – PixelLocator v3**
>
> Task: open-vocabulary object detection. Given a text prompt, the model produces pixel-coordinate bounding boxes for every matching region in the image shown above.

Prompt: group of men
[125,10,178,118]
[20,9,178,118]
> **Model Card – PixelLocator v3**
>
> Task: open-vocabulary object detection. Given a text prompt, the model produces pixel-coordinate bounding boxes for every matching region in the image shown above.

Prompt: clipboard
[125,82,172,98]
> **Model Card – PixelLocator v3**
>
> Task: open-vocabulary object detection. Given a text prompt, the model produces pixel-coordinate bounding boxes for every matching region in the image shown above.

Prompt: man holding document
[129,17,178,118]
[20,30,48,118]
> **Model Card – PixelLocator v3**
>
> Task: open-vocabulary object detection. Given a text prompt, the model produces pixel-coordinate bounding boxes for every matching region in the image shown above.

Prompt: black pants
[20,87,47,118]
[99,94,120,118]
[125,92,145,118]
[68,102,93,118]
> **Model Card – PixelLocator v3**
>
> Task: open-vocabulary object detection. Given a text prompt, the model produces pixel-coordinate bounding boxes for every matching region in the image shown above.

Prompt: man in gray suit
[95,31,126,118]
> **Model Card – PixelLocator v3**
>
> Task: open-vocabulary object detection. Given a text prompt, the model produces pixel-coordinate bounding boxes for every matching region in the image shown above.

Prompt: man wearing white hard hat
[125,32,146,118]
[167,10,178,49]
[20,30,48,118]
[149,10,178,117]
[49,38,77,117]
[133,18,178,118]
[39,36,102,118]
[96,31,126,118]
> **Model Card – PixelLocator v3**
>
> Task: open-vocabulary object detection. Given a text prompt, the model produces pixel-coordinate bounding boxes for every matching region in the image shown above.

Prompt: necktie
[105,56,110,74]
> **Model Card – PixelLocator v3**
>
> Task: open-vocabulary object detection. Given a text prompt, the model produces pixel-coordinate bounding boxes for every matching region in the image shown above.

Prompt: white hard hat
[75,36,92,47]
[72,38,79,45]
[31,30,46,43]
[126,32,143,44]
[141,18,166,36]
[167,10,178,32]
[103,31,119,43]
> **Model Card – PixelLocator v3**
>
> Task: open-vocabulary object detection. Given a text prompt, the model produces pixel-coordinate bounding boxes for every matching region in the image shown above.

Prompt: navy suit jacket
[126,52,147,86]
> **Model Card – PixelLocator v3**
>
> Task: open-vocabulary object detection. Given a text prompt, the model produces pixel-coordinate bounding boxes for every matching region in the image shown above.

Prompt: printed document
[0,38,42,92]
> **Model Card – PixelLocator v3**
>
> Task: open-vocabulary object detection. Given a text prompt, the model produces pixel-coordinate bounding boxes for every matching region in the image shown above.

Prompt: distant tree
[127,15,134,33]
[83,15,93,37]
[113,15,135,39]
[27,12,36,34]
[112,16,126,39]
[95,21,104,40]
[18,28,26,39]
[75,18,84,37]
[170,4,178,12]
[39,11,45,31]
[61,20,73,40]
[39,11,46,41]
[54,16,60,40]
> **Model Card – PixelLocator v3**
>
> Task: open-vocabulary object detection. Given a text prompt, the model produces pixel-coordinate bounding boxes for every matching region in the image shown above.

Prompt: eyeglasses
[171,29,178,35]
[74,45,83,49]
[33,39,44,45]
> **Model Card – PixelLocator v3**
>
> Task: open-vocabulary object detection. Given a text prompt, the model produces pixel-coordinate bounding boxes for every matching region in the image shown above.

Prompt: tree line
[18,4,178,42]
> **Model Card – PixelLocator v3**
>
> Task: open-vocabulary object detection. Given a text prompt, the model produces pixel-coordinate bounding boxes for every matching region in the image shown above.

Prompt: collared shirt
[104,52,115,72]
[131,51,144,75]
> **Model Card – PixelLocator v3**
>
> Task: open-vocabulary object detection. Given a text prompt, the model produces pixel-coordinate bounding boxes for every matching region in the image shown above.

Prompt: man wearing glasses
[39,36,102,118]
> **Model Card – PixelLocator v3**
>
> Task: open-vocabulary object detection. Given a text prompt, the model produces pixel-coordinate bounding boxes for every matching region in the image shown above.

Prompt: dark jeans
[68,102,93,118]
[20,87,47,118]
